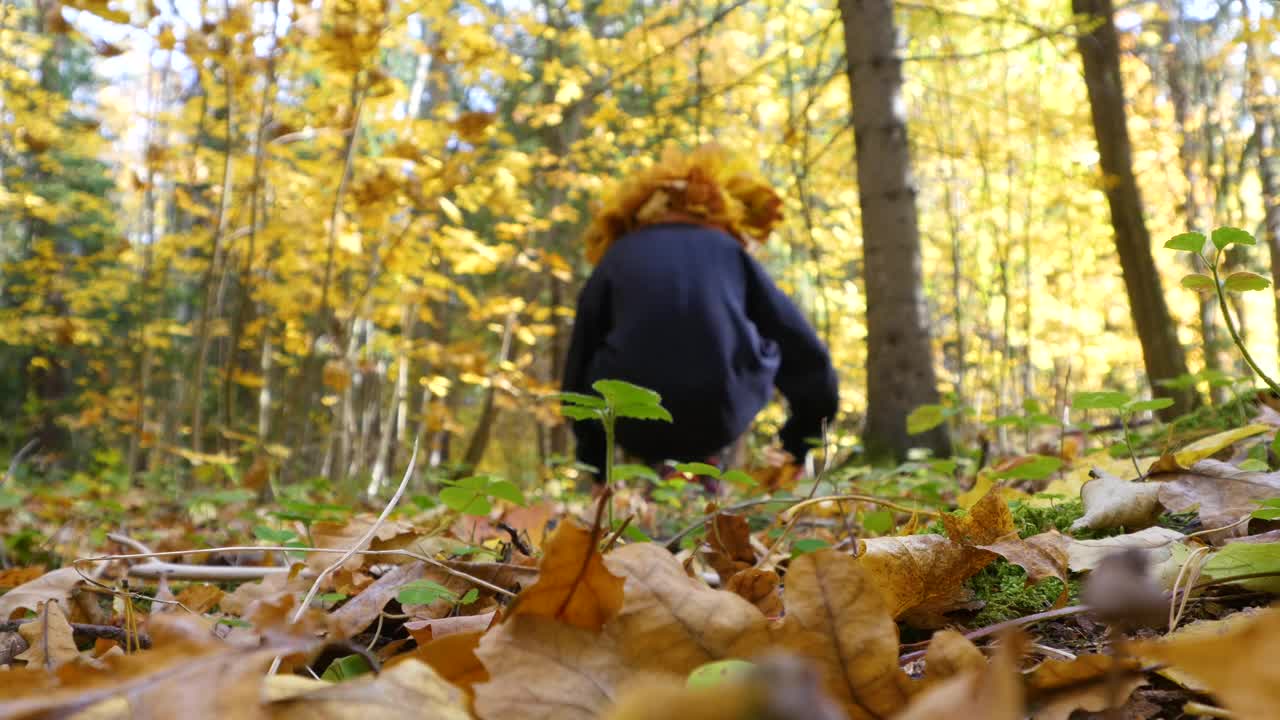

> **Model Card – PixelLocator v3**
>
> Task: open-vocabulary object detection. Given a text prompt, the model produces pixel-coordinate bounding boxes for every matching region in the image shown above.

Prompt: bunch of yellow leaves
[581,143,784,264]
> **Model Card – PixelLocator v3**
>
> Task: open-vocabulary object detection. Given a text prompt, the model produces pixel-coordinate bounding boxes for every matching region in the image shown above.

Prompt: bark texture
[839,0,951,460]
[1074,0,1197,416]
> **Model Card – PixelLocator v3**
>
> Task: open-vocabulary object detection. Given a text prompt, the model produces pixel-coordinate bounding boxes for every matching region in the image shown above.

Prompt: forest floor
[3,392,1280,718]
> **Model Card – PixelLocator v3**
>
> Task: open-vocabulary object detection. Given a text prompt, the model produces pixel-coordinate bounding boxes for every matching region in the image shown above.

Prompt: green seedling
[1072,391,1174,479]
[1167,227,1280,396]
[438,474,526,515]
[553,379,672,488]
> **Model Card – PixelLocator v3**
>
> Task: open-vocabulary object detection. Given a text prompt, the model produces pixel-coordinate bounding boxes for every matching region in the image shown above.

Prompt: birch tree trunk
[838,0,951,460]
[1073,0,1197,415]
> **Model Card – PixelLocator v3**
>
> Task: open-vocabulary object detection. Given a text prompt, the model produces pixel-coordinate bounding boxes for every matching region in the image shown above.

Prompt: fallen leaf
[942,488,1016,546]
[703,512,755,583]
[1128,606,1280,718]
[922,629,985,683]
[0,566,47,589]
[330,562,428,638]
[267,658,470,719]
[1157,424,1272,470]
[604,542,773,673]
[219,566,309,616]
[175,584,225,614]
[1064,526,1184,572]
[15,600,79,669]
[1026,653,1146,720]
[500,502,556,548]
[507,517,624,630]
[1154,459,1280,538]
[1070,470,1163,532]
[895,631,1027,720]
[405,611,497,644]
[307,517,418,573]
[856,534,995,619]
[1167,540,1280,593]
[473,615,629,720]
[1030,450,1147,508]
[0,567,88,621]
[978,530,1069,605]
[778,549,914,719]
[388,629,489,705]
[725,567,783,616]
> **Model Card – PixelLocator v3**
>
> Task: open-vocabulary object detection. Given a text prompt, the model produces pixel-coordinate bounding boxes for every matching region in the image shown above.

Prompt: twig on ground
[0,619,152,649]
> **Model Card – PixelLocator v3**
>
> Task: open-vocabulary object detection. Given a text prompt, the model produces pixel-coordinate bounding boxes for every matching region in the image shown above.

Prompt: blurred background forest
[4,0,1280,492]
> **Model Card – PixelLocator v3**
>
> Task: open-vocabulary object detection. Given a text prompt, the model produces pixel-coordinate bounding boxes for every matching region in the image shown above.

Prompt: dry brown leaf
[387,629,488,705]
[473,615,629,720]
[330,561,427,638]
[0,566,47,589]
[506,517,623,630]
[1026,653,1146,720]
[405,611,497,646]
[500,502,556,548]
[0,613,315,719]
[894,631,1027,720]
[1129,606,1280,714]
[306,516,418,573]
[267,658,470,719]
[703,512,755,583]
[15,600,79,669]
[219,566,310,616]
[942,488,1016,545]
[1154,459,1280,538]
[1070,470,1163,532]
[174,583,225,614]
[604,542,774,673]
[778,549,914,719]
[1064,526,1184,572]
[725,567,783,617]
[978,530,1069,604]
[856,534,994,619]
[922,629,985,683]
[0,567,87,621]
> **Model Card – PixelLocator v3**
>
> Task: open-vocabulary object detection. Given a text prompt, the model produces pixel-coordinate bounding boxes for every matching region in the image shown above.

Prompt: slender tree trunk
[838,0,950,460]
[1244,5,1280,359]
[460,311,517,470]
[1073,0,1196,415]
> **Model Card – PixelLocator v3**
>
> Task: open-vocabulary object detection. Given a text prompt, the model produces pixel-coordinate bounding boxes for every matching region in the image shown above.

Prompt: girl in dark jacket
[562,144,839,487]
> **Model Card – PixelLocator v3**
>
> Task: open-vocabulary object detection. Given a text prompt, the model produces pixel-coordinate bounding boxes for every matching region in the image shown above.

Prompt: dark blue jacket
[562,222,839,475]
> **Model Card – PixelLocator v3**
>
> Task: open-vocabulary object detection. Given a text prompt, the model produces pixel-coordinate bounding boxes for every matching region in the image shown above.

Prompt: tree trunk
[1073,0,1196,415]
[838,0,950,460]
[1245,5,1280,359]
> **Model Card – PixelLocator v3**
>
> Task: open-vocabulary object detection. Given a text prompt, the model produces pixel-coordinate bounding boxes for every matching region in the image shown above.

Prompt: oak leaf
[922,629,985,683]
[266,658,470,719]
[15,600,79,669]
[388,629,489,707]
[978,530,1069,605]
[941,488,1016,546]
[856,534,993,619]
[0,567,88,621]
[507,517,624,630]
[1064,526,1184,572]
[894,631,1027,720]
[1026,653,1146,720]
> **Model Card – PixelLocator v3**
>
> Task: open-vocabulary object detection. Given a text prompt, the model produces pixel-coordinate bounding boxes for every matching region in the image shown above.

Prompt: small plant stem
[604,409,616,530]
[1210,253,1280,396]
[1120,414,1143,480]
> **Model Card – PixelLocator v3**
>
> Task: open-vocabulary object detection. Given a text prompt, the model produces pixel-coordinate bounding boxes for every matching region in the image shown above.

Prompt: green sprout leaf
[397,580,458,606]
[674,462,721,478]
[993,455,1063,481]
[592,380,662,408]
[439,487,491,515]
[1211,226,1256,250]
[552,392,606,408]
[486,480,527,506]
[613,464,661,483]
[861,509,894,534]
[720,469,757,487]
[614,403,673,422]
[559,406,600,421]
[1072,391,1131,411]
[906,404,947,434]
[1124,397,1175,413]
[1180,273,1216,290]
[1165,231,1207,252]
[1223,271,1271,293]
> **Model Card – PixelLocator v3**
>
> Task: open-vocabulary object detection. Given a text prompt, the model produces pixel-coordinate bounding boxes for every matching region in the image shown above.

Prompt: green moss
[967,560,1081,627]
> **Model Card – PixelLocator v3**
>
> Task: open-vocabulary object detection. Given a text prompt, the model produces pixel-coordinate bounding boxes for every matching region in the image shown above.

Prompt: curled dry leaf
[473,615,630,720]
[388,629,488,707]
[507,517,624,630]
[1129,606,1280,719]
[405,611,497,645]
[0,567,91,621]
[1154,459,1280,539]
[703,512,755,583]
[1146,423,1272,473]
[978,530,1069,605]
[1070,469,1163,532]
[219,566,310,616]
[604,542,774,673]
[267,658,470,719]
[1064,526,1184,572]
[306,517,418,573]
[1026,653,1146,720]
[725,567,783,617]
[15,600,79,670]
[329,561,426,638]
[922,629,985,684]
[894,631,1027,720]
[941,488,1016,546]
[174,583,225,614]
[778,549,914,719]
